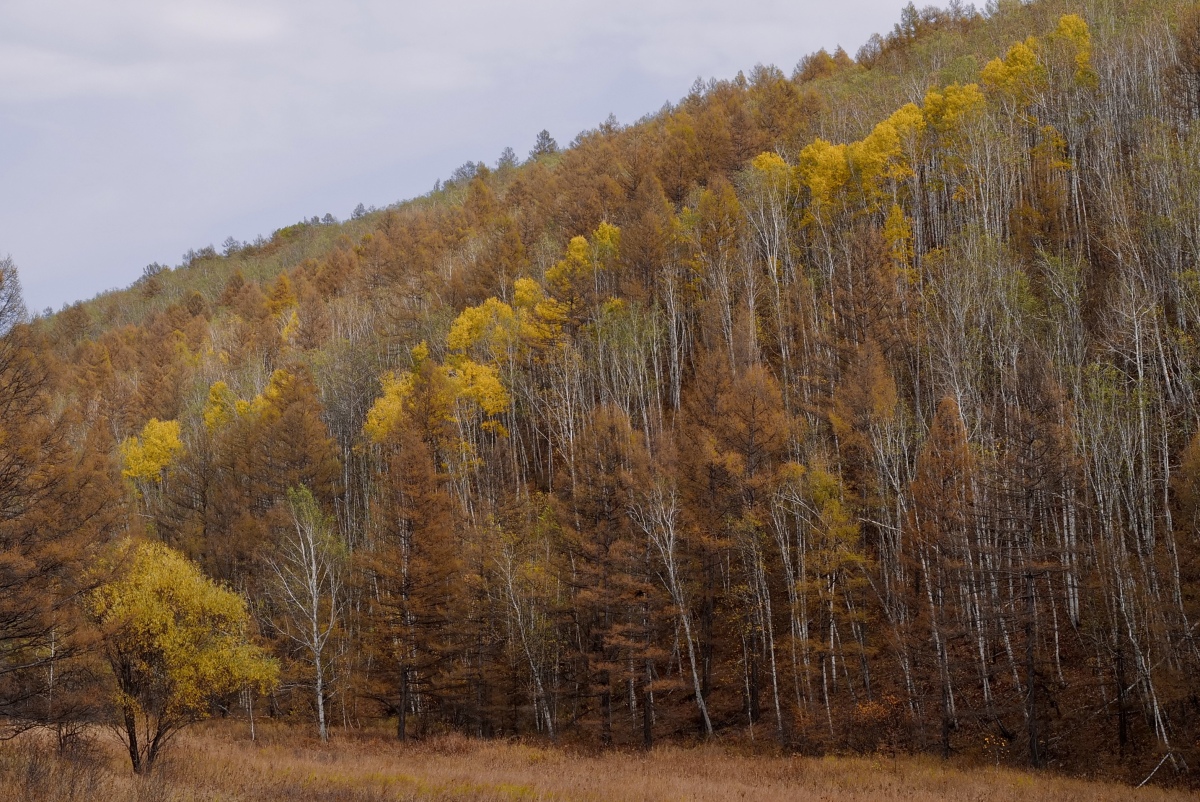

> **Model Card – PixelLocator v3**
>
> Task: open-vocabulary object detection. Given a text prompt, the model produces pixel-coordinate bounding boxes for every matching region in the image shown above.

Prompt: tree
[562,406,641,746]
[907,396,973,758]
[497,146,520,170]
[0,259,119,729]
[120,418,184,502]
[628,434,714,739]
[366,424,459,740]
[1169,4,1200,119]
[0,256,25,335]
[190,368,341,590]
[529,129,559,159]
[267,487,344,742]
[88,540,276,774]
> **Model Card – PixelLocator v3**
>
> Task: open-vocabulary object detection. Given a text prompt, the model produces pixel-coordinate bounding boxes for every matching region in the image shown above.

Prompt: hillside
[3,0,1200,790]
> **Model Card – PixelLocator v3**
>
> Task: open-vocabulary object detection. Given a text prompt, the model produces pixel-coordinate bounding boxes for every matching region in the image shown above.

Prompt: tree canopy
[88,540,277,773]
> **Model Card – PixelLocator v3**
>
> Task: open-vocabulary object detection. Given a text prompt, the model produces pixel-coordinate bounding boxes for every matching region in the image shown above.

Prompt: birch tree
[268,487,345,741]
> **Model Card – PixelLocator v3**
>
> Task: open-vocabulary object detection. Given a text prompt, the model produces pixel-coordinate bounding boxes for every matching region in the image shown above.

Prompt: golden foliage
[87,540,277,771]
[1054,14,1097,88]
[923,82,986,136]
[798,138,850,206]
[202,380,238,432]
[364,336,510,443]
[982,38,1047,109]
[363,368,417,443]
[119,418,183,484]
[447,296,519,357]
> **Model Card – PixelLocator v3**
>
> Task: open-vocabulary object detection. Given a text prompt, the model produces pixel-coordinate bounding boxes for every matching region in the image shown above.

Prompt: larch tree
[0,259,120,729]
[366,422,460,740]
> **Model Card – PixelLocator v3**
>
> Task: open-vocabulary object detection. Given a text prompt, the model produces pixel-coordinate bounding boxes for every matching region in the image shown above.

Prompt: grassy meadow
[1,722,1192,802]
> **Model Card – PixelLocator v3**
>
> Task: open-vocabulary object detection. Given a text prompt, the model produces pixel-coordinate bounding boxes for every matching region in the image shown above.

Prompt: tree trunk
[124,706,143,775]
[1116,647,1129,758]
[315,657,328,742]
[642,657,654,749]
[1025,570,1041,768]
[398,668,409,741]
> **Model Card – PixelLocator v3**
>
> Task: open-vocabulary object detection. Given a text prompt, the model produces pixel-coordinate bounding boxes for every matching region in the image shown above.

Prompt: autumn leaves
[12,4,1200,781]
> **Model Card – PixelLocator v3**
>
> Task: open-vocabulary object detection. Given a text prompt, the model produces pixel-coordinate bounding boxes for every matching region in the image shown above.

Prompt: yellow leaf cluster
[363,368,416,443]
[448,297,519,357]
[793,96,943,212]
[750,151,793,192]
[923,83,985,136]
[410,340,430,367]
[202,370,302,437]
[88,540,277,722]
[982,38,1047,108]
[514,277,567,344]
[370,223,632,445]
[798,138,850,206]
[449,357,510,432]
[591,221,621,268]
[513,276,543,310]
[266,273,298,317]
[170,330,199,369]
[242,369,292,418]
[545,222,621,302]
[203,381,238,432]
[848,103,926,204]
[364,340,511,444]
[280,308,300,343]
[545,236,593,297]
[812,18,1085,208]
[1053,14,1097,88]
[120,418,184,484]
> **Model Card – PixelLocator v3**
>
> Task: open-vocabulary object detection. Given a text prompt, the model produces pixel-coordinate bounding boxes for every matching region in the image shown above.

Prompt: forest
[2,0,1199,789]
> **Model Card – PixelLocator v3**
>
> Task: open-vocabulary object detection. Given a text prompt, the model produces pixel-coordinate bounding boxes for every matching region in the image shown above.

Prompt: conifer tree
[0,262,120,726]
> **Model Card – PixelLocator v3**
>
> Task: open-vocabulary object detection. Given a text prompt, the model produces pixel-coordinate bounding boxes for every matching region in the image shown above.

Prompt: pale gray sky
[0,0,907,312]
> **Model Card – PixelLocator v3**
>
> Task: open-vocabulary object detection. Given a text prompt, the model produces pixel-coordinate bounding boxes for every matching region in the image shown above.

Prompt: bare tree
[0,256,27,336]
[268,487,344,741]
[629,444,713,738]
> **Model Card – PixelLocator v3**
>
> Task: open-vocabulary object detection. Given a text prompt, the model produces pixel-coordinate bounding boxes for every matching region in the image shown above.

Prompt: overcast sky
[1,0,907,313]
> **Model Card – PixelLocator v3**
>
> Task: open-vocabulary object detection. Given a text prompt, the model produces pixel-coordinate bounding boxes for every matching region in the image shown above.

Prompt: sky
[0,0,908,313]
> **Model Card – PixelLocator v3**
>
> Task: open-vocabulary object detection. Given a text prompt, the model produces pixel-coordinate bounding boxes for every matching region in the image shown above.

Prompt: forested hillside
[4,0,1200,785]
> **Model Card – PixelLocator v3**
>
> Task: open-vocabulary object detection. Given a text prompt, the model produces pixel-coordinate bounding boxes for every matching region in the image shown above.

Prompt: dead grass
[0,721,1191,801]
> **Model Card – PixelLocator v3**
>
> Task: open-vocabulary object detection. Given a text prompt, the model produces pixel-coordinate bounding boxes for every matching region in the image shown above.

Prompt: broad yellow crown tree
[88,540,277,773]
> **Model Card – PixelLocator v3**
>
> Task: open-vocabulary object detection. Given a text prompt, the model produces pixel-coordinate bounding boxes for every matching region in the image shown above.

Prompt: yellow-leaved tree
[88,540,277,774]
[119,418,183,492]
[981,37,1047,117]
[365,334,511,449]
[544,222,621,328]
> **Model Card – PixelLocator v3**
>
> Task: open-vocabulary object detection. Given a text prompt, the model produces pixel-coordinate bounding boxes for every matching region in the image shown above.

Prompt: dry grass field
[0,722,1191,802]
